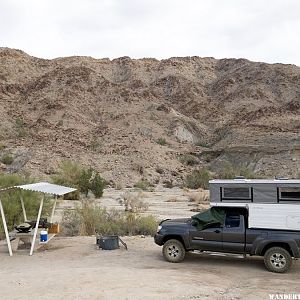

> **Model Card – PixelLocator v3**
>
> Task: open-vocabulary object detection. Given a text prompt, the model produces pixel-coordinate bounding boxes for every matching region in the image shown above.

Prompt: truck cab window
[225,213,240,228]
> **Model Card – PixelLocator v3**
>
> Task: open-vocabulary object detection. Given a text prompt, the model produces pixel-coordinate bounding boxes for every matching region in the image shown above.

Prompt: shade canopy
[14,182,76,196]
[0,182,76,257]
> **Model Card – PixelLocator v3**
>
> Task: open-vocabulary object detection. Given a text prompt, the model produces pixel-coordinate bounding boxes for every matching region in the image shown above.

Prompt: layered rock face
[0,48,299,185]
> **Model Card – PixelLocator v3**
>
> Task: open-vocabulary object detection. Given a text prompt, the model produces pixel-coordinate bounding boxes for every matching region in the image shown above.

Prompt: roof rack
[234,176,246,180]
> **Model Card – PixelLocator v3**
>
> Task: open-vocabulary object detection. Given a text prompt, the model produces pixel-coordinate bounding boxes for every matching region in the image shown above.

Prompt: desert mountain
[0,48,299,185]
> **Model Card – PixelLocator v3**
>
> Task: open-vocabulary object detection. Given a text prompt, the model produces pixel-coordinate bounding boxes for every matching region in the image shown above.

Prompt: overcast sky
[1,0,300,65]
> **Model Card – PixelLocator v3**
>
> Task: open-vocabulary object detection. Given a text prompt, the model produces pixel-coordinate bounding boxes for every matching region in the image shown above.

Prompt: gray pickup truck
[154,207,300,273]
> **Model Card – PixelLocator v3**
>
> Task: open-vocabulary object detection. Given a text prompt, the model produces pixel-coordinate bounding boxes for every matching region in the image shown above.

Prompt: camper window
[279,187,300,201]
[222,187,251,200]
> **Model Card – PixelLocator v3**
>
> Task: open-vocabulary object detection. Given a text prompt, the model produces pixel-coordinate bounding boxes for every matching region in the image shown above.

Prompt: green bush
[90,172,106,198]
[61,200,158,236]
[0,174,51,235]
[185,169,211,189]
[180,154,198,166]
[51,160,82,199]
[52,160,106,199]
[1,154,13,165]
[156,137,167,146]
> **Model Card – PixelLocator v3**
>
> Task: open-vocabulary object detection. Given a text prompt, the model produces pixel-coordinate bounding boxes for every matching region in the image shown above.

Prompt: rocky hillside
[0,48,299,185]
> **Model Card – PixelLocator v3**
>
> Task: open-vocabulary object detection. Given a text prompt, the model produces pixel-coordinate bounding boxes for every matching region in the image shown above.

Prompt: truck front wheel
[163,239,185,263]
[264,247,292,273]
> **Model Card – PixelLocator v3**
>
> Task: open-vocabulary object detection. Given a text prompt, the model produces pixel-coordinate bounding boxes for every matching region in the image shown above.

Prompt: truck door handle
[214,230,221,233]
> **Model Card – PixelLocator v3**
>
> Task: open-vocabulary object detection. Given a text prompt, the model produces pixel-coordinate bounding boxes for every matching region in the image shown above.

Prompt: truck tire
[264,247,292,273]
[163,239,185,263]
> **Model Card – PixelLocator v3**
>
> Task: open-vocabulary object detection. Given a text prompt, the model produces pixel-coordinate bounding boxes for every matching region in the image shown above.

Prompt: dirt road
[0,236,299,300]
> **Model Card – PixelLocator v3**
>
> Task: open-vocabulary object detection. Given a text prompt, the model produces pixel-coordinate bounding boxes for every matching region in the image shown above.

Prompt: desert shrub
[90,172,106,198]
[61,200,158,236]
[163,180,173,188]
[135,215,158,235]
[213,125,230,144]
[0,174,51,235]
[123,191,149,212]
[166,197,179,202]
[156,137,167,146]
[155,167,164,174]
[0,144,6,151]
[1,154,13,165]
[187,191,209,203]
[218,162,257,179]
[58,209,81,237]
[195,142,210,148]
[57,120,63,126]
[52,160,82,186]
[52,160,106,199]
[185,169,211,189]
[179,154,198,166]
[134,179,151,191]
[15,117,26,137]
[78,167,93,197]
[115,182,124,190]
[88,140,102,152]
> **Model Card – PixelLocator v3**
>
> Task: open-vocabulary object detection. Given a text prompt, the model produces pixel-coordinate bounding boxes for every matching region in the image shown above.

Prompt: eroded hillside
[0,48,299,185]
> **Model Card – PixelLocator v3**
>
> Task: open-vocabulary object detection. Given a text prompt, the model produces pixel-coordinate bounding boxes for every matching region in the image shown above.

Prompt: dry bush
[187,190,209,204]
[61,200,157,236]
[166,197,179,202]
[218,162,259,179]
[186,189,210,213]
[179,154,198,166]
[123,191,149,212]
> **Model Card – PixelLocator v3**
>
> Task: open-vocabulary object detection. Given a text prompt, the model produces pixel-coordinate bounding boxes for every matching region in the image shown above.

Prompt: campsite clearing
[0,236,299,300]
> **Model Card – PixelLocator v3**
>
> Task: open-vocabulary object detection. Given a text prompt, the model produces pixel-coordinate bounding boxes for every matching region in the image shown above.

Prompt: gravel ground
[0,236,299,300]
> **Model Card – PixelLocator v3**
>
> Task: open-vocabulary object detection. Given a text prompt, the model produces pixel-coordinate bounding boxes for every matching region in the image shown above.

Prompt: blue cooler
[40,230,48,242]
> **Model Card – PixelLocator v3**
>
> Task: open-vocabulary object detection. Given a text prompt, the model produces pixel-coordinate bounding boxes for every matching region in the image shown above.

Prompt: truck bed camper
[209,178,300,231]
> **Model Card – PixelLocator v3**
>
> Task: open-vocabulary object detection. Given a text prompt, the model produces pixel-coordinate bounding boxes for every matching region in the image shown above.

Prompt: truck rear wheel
[264,247,292,273]
[163,239,185,263]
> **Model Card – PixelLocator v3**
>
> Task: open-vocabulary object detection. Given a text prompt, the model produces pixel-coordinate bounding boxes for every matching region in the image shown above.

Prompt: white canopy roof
[15,182,76,196]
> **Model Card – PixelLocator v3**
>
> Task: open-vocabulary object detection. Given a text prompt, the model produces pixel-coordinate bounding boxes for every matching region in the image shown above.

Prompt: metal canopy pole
[30,194,44,256]
[50,195,57,223]
[20,193,27,222]
[0,197,13,256]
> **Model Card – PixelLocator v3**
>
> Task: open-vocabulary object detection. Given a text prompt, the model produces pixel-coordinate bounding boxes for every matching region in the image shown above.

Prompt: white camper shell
[209,178,300,231]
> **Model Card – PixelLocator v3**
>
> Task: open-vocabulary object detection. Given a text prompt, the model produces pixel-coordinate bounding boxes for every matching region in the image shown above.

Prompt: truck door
[190,224,223,252]
[222,212,245,253]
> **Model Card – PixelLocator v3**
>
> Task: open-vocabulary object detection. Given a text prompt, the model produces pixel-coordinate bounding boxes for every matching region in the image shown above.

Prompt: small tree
[79,168,93,197]
[90,171,106,198]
